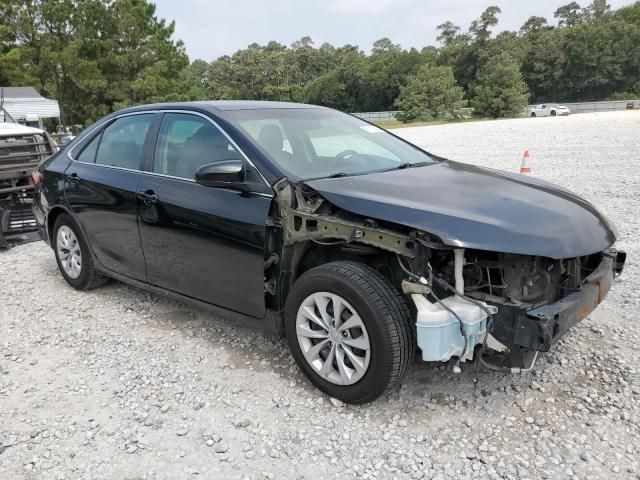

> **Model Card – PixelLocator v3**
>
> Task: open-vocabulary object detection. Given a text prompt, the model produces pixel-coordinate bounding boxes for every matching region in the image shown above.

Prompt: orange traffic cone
[520,151,532,174]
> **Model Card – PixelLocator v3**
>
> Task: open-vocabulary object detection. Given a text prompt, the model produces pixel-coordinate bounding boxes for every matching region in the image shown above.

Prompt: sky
[152,0,633,62]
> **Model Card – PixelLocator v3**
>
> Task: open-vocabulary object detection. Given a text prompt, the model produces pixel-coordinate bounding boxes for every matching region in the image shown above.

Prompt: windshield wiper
[382,161,432,172]
[316,162,431,180]
[400,161,431,169]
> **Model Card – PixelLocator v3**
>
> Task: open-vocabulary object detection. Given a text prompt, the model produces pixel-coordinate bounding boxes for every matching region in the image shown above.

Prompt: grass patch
[374,114,532,129]
[374,117,492,129]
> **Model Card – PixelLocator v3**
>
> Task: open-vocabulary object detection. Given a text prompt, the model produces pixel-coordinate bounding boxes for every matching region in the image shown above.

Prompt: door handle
[137,191,159,203]
[66,172,80,183]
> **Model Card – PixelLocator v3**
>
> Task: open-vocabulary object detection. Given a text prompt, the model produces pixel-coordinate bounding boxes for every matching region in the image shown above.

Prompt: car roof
[196,100,325,111]
[114,100,327,116]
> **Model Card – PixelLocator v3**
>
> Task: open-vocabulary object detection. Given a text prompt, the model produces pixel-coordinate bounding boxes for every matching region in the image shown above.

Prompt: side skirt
[97,266,283,337]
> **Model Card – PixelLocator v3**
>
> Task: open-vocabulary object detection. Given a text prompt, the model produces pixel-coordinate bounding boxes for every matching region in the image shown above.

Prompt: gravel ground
[1,110,639,480]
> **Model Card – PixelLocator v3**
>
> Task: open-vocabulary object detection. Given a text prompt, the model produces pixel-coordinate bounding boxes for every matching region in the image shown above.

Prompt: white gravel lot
[1,111,639,480]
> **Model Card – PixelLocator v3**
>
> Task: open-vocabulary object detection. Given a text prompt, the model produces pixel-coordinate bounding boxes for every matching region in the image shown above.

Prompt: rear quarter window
[76,133,102,163]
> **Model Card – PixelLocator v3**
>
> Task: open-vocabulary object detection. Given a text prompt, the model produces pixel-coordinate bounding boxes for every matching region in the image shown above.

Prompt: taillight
[31,169,44,185]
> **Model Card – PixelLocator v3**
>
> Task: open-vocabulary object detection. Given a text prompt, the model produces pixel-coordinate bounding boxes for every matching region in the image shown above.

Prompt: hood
[0,122,45,136]
[303,160,617,259]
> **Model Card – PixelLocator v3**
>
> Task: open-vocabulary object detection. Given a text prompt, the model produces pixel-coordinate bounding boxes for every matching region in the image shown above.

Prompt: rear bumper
[32,198,50,246]
[492,249,624,352]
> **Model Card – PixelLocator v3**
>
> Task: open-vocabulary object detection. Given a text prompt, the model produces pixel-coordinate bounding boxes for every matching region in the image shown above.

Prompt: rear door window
[153,113,241,180]
[94,114,154,170]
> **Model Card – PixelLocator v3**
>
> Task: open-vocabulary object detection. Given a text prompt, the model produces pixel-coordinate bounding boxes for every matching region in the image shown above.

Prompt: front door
[64,113,158,280]
[137,112,271,318]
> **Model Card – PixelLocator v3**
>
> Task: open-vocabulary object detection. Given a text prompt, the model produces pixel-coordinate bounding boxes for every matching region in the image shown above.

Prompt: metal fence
[351,111,401,122]
[560,99,640,114]
[352,100,640,123]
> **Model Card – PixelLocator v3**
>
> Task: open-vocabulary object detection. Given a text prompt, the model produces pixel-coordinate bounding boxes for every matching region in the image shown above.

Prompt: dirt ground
[1,110,639,480]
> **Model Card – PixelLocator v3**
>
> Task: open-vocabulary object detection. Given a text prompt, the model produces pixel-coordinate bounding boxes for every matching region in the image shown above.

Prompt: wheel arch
[47,206,98,267]
[46,205,74,244]
[267,179,420,332]
[273,241,402,310]
[295,242,398,283]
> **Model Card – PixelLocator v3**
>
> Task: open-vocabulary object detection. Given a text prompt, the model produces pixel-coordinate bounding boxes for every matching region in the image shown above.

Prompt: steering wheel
[329,149,359,170]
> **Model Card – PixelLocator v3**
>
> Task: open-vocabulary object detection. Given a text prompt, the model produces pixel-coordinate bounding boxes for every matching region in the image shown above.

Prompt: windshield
[226,108,435,180]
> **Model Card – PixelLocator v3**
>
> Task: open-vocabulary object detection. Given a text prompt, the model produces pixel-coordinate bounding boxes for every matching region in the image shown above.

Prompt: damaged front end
[266,179,626,372]
[410,246,625,371]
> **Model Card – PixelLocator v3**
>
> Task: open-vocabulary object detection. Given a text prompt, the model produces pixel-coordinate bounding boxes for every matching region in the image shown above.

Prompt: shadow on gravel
[98,279,539,410]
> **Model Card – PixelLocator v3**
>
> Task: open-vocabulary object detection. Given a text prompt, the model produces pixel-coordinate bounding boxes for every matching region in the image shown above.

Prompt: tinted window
[153,113,241,180]
[95,114,153,169]
[76,132,101,163]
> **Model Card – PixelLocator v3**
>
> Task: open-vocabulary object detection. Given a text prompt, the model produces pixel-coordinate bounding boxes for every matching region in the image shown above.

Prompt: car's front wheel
[550,110,557,116]
[285,261,415,403]
[53,213,108,290]
[530,112,536,117]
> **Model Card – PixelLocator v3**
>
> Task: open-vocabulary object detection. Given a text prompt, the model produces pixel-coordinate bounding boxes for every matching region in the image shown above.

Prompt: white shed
[0,87,60,128]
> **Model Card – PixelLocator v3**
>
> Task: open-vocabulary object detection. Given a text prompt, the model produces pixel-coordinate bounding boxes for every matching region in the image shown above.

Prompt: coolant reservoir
[412,294,495,363]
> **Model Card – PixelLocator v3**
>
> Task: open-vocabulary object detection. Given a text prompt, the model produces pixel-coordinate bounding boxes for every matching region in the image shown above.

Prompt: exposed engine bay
[407,247,615,372]
[265,180,626,372]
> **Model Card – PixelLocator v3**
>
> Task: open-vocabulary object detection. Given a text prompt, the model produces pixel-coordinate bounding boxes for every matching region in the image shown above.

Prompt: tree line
[1,0,639,126]
[0,0,197,126]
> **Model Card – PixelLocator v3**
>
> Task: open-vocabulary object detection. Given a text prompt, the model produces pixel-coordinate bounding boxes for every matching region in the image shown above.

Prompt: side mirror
[195,159,248,191]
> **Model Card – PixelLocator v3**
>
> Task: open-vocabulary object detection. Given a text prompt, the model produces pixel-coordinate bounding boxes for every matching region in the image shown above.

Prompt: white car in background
[527,104,570,117]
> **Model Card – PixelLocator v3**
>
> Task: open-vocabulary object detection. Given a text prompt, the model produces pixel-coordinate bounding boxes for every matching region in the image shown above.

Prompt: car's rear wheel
[530,112,536,117]
[285,261,415,403]
[53,213,108,290]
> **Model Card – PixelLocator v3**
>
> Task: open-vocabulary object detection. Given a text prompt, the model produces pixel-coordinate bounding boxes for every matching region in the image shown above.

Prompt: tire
[530,112,536,117]
[550,110,557,117]
[53,213,108,290]
[285,261,415,403]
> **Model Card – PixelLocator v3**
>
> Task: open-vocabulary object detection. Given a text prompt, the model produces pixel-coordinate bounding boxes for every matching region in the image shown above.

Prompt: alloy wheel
[57,225,82,279]
[295,292,371,385]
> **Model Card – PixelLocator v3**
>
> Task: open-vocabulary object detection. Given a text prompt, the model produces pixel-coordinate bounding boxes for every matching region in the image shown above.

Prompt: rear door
[65,113,158,280]
[137,112,272,318]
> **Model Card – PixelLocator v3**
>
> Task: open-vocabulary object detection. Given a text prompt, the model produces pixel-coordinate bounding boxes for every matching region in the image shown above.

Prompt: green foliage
[519,16,548,35]
[304,73,351,111]
[203,38,431,112]
[609,88,640,100]
[469,6,502,42]
[471,53,529,118]
[436,22,461,46]
[395,65,465,121]
[554,2,583,27]
[1,0,640,126]
[0,0,190,126]
[520,26,566,101]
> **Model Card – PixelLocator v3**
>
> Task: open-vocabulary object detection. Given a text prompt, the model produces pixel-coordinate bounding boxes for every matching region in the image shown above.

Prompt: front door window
[153,113,242,180]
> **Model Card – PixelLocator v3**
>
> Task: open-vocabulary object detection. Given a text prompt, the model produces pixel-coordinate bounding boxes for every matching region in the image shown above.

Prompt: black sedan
[33,101,625,403]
